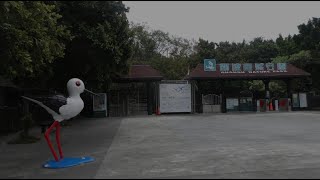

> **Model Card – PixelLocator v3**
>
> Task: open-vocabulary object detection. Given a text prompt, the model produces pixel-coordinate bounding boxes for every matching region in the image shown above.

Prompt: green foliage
[150,57,189,80]
[194,37,278,65]
[194,38,216,60]
[276,34,299,56]
[245,37,278,63]
[272,50,313,67]
[129,22,195,80]
[49,1,133,92]
[293,17,320,51]
[269,81,287,95]
[288,50,314,69]
[271,56,289,63]
[129,23,160,62]
[0,1,71,87]
[248,80,264,92]
[1,1,320,95]
[272,18,319,93]
[7,112,40,144]
[271,50,314,93]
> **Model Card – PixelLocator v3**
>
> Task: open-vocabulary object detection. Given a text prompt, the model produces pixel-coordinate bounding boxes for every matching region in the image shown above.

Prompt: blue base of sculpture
[43,156,94,169]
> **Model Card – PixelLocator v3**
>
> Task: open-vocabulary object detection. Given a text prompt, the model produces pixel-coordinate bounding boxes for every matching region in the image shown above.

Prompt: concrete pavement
[2,111,320,178]
[0,117,123,179]
[95,111,320,179]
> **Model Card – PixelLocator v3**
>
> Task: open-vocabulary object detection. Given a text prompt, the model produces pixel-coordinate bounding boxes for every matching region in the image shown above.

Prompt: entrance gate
[109,82,148,117]
[239,90,254,111]
[202,94,221,113]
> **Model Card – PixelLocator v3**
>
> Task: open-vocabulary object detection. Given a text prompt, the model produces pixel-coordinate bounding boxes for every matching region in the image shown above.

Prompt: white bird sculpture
[22,78,97,168]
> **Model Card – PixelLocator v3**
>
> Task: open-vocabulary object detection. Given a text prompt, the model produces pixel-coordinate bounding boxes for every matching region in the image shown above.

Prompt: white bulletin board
[299,93,307,108]
[159,84,191,113]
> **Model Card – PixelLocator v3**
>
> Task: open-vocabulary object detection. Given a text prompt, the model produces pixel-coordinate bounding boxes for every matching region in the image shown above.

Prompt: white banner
[159,84,191,113]
[93,93,107,111]
[299,93,307,108]
[226,98,238,110]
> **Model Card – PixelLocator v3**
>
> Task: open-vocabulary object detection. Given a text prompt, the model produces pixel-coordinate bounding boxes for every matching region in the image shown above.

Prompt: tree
[293,17,320,51]
[246,37,278,63]
[214,40,248,63]
[128,22,196,79]
[272,50,315,91]
[129,23,159,63]
[291,17,320,93]
[50,1,133,92]
[0,1,71,87]
[194,38,216,59]
[275,34,299,56]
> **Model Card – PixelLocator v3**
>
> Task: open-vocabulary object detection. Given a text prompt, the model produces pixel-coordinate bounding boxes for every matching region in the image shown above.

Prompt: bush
[7,113,40,144]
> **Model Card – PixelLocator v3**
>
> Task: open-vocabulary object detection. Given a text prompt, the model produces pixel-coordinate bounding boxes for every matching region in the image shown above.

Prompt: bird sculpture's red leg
[55,122,64,159]
[44,121,59,161]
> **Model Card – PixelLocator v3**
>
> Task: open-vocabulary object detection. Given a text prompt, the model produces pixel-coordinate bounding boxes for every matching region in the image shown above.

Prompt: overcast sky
[123,1,320,43]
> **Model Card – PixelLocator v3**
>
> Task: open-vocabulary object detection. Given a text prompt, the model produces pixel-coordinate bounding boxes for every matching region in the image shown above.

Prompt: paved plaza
[2,111,320,178]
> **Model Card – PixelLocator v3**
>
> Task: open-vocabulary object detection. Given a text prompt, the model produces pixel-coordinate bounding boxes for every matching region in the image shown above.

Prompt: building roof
[118,65,163,82]
[185,63,311,80]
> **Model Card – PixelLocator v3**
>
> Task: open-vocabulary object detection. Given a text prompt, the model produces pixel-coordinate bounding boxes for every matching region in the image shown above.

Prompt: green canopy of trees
[0,1,71,87]
[128,17,320,94]
[0,1,132,92]
[1,1,320,94]
[49,1,133,92]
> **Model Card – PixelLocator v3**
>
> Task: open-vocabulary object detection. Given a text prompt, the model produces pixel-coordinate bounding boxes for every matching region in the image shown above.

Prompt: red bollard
[156,107,160,115]
[269,102,274,111]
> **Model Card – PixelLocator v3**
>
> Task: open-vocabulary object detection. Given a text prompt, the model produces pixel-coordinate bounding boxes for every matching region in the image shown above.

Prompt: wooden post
[220,80,226,113]
[156,81,159,114]
[127,92,129,116]
[263,79,270,112]
[192,80,196,113]
[147,82,152,115]
[117,91,120,116]
[285,79,292,111]
[285,79,292,98]
[137,85,139,113]
[263,79,270,99]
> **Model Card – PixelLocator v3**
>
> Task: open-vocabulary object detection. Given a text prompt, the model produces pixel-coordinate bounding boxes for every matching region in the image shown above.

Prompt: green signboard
[219,63,287,73]
[204,59,216,71]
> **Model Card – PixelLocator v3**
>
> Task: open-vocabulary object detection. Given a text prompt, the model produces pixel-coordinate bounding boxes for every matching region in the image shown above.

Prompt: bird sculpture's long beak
[85,89,100,96]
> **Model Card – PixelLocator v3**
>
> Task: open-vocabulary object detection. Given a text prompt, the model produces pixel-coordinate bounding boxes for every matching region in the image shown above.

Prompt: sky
[123,1,320,43]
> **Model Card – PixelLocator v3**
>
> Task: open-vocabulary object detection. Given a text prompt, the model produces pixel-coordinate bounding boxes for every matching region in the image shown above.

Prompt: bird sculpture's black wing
[28,94,67,114]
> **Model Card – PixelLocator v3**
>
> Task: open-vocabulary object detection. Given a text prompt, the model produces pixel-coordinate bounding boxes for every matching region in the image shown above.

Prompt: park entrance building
[108,65,163,117]
[107,62,312,116]
[185,60,311,113]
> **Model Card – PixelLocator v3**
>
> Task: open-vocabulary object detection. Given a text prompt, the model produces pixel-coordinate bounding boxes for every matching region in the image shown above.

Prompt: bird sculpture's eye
[76,81,81,86]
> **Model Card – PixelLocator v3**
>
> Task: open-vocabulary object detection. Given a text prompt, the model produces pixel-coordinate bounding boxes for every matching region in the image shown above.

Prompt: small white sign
[226,98,238,110]
[275,100,279,111]
[299,93,307,108]
[93,93,107,111]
